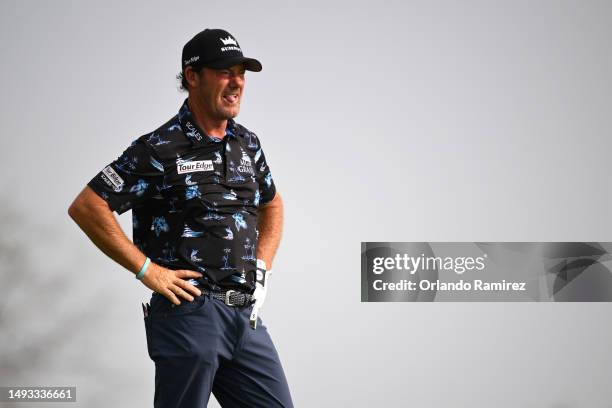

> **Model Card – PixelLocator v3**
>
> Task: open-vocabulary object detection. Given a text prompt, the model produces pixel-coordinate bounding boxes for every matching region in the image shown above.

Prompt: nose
[228,72,244,88]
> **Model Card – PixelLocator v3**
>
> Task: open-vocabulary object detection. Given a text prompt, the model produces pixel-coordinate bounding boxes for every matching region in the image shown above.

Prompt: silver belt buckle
[225,290,236,306]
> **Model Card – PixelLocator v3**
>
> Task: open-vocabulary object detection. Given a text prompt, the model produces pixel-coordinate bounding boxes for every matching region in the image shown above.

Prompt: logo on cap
[184,55,200,66]
[220,36,238,46]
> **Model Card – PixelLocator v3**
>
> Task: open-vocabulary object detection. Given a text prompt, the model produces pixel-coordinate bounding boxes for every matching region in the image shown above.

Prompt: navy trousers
[143,291,294,408]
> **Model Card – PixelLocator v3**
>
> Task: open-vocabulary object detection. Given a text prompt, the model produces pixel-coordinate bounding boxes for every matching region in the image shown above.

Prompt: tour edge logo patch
[102,165,124,192]
[177,160,214,174]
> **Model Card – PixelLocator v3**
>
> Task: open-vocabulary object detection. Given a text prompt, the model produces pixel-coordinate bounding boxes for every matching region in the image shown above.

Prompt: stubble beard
[217,99,240,120]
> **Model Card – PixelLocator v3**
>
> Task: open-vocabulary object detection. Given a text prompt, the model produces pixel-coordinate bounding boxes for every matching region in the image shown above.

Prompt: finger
[161,289,181,306]
[175,270,204,279]
[170,284,194,302]
[175,278,202,297]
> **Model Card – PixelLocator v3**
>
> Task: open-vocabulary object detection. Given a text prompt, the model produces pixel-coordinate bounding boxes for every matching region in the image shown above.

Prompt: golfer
[68,28,293,407]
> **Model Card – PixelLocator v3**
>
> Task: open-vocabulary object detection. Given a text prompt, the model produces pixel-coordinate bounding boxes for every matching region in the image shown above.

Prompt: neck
[187,95,227,139]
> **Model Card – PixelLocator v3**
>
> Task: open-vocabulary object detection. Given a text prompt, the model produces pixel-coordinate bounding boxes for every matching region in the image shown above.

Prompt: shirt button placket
[222,139,229,182]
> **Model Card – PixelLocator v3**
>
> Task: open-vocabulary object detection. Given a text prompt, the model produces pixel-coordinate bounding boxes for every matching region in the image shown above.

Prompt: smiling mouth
[223,94,239,104]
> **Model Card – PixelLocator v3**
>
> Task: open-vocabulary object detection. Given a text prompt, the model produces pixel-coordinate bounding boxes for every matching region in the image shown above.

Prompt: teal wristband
[136,257,151,280]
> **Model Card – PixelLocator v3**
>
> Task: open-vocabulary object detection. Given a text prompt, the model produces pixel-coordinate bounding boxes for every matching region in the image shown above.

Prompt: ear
[184,67,200,89]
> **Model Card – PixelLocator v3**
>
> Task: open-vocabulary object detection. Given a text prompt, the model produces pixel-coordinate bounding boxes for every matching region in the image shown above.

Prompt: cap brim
[203,56,262,72]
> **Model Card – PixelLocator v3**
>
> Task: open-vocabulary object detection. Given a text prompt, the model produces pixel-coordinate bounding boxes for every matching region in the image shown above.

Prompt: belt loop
[198,286,209,301]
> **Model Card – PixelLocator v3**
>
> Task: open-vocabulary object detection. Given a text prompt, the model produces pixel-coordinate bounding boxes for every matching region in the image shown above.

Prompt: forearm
[256,192,284,269]
[68,186,146,275]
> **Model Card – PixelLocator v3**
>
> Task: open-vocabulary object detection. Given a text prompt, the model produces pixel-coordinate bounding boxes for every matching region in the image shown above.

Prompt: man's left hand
[250,259,272,328]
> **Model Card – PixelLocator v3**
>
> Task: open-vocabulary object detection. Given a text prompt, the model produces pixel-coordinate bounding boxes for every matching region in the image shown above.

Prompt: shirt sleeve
[254,141,277,206]
[87,138,165,215]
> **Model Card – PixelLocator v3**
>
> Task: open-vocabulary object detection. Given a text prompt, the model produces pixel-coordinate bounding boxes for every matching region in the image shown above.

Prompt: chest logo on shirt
[177,160,214,174]
[237,150,254,175]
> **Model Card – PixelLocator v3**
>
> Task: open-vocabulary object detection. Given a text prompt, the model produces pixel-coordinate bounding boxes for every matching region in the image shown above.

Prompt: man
[68,28,293,407]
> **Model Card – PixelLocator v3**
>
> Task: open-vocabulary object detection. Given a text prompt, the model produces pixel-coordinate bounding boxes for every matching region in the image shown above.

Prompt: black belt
[201,287,254,307]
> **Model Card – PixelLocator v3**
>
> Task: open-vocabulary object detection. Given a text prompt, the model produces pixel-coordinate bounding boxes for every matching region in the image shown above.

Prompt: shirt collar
[177,98,237,146]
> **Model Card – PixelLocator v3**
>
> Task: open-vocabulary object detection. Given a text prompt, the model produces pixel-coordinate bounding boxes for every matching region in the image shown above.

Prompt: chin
[221,108,240,119]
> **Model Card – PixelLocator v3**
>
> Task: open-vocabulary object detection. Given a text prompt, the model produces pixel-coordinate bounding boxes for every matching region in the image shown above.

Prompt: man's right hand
[68,187,203,306]
[140,262,203,305]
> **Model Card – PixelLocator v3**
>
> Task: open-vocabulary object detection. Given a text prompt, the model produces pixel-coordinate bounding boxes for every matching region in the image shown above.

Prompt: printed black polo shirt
[87,99,276,292]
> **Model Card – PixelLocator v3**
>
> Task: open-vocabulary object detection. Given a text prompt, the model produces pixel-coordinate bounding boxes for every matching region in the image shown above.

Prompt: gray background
[1,0,611,407]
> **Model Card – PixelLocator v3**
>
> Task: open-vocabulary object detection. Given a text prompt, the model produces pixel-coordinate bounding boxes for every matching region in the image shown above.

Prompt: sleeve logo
[102,165,125,192]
